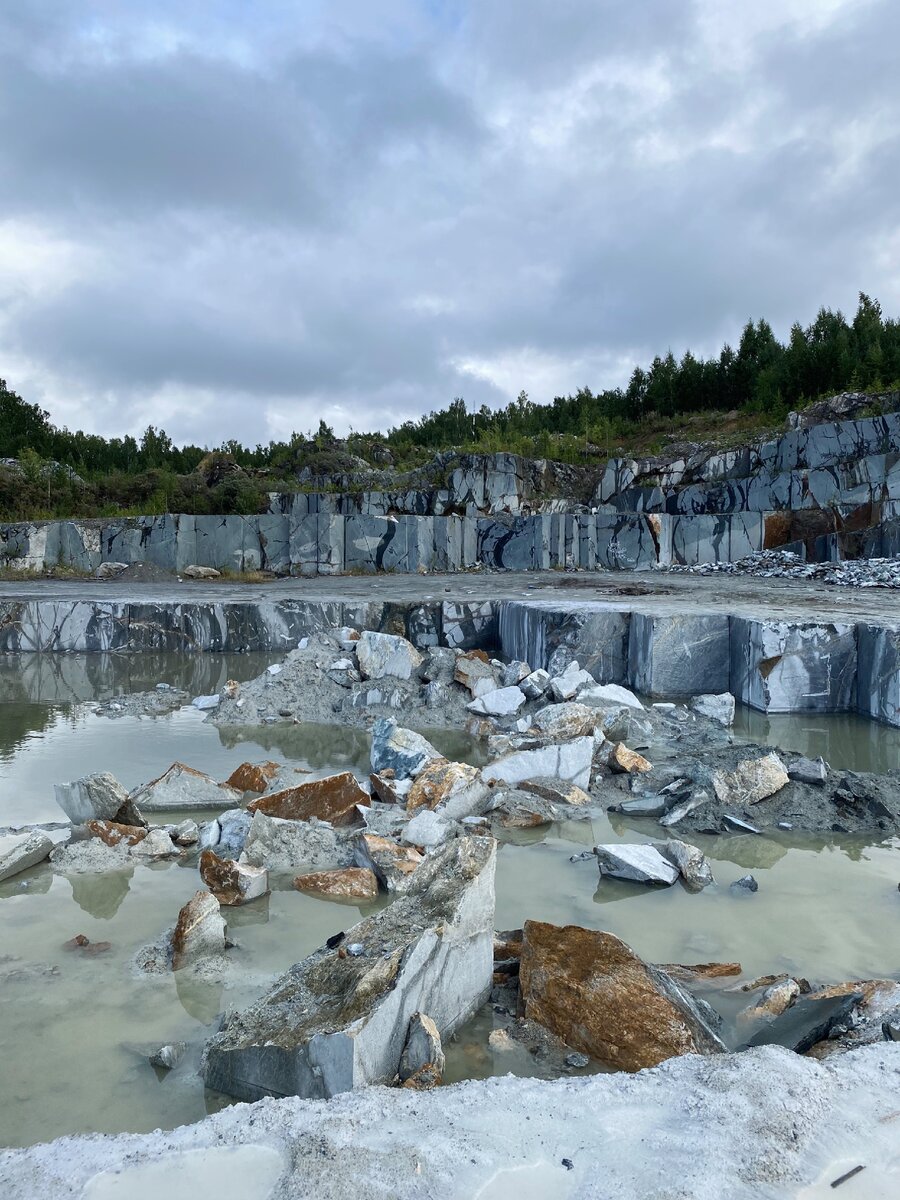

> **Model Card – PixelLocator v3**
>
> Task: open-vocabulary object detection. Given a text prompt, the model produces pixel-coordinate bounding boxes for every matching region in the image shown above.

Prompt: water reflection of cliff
[0,652,282,707]
[215,722,487,769]
[0,702,65,762]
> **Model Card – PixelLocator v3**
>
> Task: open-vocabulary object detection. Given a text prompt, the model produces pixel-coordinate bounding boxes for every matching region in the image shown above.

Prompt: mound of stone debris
[662,549,900,588]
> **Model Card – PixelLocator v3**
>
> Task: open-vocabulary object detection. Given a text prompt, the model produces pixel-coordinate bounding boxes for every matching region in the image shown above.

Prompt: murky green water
[0,654,898,1148]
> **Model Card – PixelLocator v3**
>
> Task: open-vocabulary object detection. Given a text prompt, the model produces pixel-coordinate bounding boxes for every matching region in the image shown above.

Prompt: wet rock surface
[202,836,496,1102]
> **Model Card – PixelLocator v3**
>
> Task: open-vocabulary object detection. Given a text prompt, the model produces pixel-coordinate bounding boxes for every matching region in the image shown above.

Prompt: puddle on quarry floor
[0,655,899,1148]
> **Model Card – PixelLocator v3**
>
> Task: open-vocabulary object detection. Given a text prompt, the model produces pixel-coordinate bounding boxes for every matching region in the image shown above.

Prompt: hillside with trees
[1,294,898,521]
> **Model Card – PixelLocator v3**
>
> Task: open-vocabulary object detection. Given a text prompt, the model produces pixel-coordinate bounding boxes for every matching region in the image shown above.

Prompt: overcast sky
[1,0,898,447]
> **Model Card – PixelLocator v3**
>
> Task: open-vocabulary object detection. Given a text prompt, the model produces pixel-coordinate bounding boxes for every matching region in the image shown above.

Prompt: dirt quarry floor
[2,568,900,625]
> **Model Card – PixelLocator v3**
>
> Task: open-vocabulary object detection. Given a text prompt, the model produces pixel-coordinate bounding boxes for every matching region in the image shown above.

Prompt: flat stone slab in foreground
[2,1044,896,1200]
[203,835,496,1102]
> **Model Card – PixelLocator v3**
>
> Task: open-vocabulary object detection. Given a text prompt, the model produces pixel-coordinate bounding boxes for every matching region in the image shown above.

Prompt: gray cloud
[0,0,897,446]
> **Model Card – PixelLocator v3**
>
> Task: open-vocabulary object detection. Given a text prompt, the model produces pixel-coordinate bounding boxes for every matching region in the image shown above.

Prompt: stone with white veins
[401,809,453,849]
[466,686,526,717]
[130,762,243,813]
[0,831,54,883]
[594,843,679,886]
[171,889,227,971]
[519,668,551,699]
[578,682,645,711]
[202,836,496,1102]
[661,839,716,891]
[549,660,594,701]
[356,631,423,681]
[482,736,594,791]
[689,692,736,726]
[53,772,134,825]
[711,753,789,806]
[370,719,442,780]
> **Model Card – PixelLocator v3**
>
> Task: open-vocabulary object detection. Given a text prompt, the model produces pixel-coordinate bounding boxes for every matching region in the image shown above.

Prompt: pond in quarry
[1,653,899,1148]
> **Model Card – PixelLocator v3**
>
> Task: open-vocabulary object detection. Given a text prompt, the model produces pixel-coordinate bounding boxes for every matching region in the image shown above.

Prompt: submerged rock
[293,866,379,902]
[518,921,725,1071]
[202,836,496,1102]
[247,771,369,826]
[171,889,227,971]
[0,831,54,883]
[594,843,679,886]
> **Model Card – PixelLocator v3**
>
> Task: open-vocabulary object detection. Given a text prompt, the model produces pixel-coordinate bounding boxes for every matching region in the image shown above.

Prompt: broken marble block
[171,889,227,971]
[130,762,242,812]
[0,831,54,883]
[466,686,526,717]
[689,692,736,727]
[518,921,725,1071]
[405,758,486,818]
[577,682,644,711]
[292,866,379,902]
[247,772,369,826]
[730,618,857,714]
[202,836,496,1102]
[199,849,269,906]
[356,631,423,681]
[549,661,595,702]
[399,1012,445,1088]
[481,737,594,791]
[370,719,442,780]
[594,844,679,886]
[226,761,281,793]
[660,839,715,891]
[711,752,789,806]
[353,832,424,893]
[240,812,350,872]
[53,772,140,825]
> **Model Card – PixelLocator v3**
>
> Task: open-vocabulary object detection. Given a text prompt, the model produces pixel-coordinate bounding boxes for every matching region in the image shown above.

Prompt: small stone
[148,1042,186,1070]
[0,831,55,882]
[608,743,653,774]
[171,889,226,970]
[731,874,759,893]
[129,828,178,858]
[549,661,594,702]
[467,686,527,717]
[788,756,828,785]
[346,943,365,957]
[520,669,551,699]
[661,839,715,891]
[226,761,281,793]
[399,1012,445,1085]
[712,753,788,806]
[488,1028,516,1051]
[191,694,220,710]
[564,1052,589,1068]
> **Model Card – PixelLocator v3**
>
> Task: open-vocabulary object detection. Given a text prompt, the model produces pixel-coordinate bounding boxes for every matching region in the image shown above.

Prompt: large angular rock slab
[171,889,227,971]
[203,836,496,1101]
[130,763,242,812]
[293,867,379,902]
[199,849,269,906]
[53,772,142,825]
[240,811,349,872]
[406,759,487,818]
[226,761,281,793]
[0,831,54,882]
[711,752,788,806]
[482,736,593,791]
[247,772,369,826]
[518,921,725,1071]
[594,844,679,886]
[356,631,423,681]
[370,720,441,780]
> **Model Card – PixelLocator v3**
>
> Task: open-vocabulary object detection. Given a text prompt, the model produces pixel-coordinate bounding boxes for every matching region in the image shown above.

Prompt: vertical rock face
[627,613,731,697]
[518,921,725,1071]
[730,618,857,713]
[171,889,227,970]
[202,836,496,1102]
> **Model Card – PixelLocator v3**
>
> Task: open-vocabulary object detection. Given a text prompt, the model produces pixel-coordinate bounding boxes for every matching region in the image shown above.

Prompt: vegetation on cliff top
[2,293,898,522]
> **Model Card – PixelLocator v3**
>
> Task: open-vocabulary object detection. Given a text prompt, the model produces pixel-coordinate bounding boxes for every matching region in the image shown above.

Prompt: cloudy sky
[1,0,898,447]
